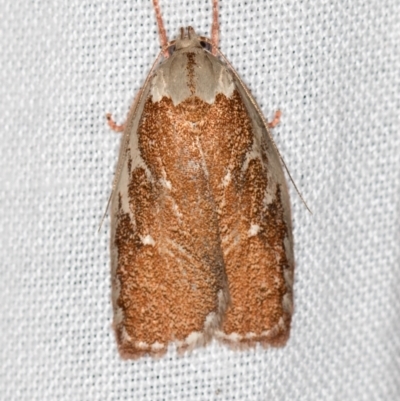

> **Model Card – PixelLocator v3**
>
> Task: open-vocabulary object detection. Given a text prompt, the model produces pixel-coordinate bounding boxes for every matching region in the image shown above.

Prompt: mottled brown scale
[221,171,291,346]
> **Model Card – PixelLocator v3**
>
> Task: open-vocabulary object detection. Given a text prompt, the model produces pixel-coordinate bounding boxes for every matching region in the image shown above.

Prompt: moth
[107,0,294,359]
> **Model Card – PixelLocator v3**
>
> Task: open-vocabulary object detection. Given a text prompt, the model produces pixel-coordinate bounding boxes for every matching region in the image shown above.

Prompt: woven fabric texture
[1,0,399,400]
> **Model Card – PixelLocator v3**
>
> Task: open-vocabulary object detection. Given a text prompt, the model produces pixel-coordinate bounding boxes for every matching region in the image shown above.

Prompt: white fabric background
[1,0,399,399]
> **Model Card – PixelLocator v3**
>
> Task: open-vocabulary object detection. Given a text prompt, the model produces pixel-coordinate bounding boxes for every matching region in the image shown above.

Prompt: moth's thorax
[151,35,235,106]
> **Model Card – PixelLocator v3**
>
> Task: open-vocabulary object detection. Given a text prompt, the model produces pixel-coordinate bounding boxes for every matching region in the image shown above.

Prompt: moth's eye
[168,45,176,56]
[200,41,212,52]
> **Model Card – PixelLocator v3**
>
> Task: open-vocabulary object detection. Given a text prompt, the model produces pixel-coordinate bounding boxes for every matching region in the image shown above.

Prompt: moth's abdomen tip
[117,341,169,360]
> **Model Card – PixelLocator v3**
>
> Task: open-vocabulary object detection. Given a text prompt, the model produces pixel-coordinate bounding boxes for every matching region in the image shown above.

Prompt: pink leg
[106,86,145,134]
[268,110,282,129]
[211,0,219,54]
[152,0,168,57]
[106,113,125,133]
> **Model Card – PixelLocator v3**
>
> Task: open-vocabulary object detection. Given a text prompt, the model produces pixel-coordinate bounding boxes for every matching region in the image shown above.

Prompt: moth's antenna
[152,0,169,57]
[211,0,219,54]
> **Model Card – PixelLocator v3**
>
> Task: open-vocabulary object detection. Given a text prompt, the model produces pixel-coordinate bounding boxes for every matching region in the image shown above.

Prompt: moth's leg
[106,86,145,133]
[267,110,282,129]
[106,113,125,133]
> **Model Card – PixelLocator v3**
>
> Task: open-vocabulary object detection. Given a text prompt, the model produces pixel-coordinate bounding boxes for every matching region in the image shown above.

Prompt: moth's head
[166,26,213,56]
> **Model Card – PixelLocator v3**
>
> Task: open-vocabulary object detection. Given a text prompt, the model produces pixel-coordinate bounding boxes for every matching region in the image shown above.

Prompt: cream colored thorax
[151,30,235,105]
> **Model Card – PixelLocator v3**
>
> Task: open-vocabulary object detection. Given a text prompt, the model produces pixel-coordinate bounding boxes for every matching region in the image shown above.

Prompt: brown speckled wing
[193,84,294,348]
[110,93,230,359]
